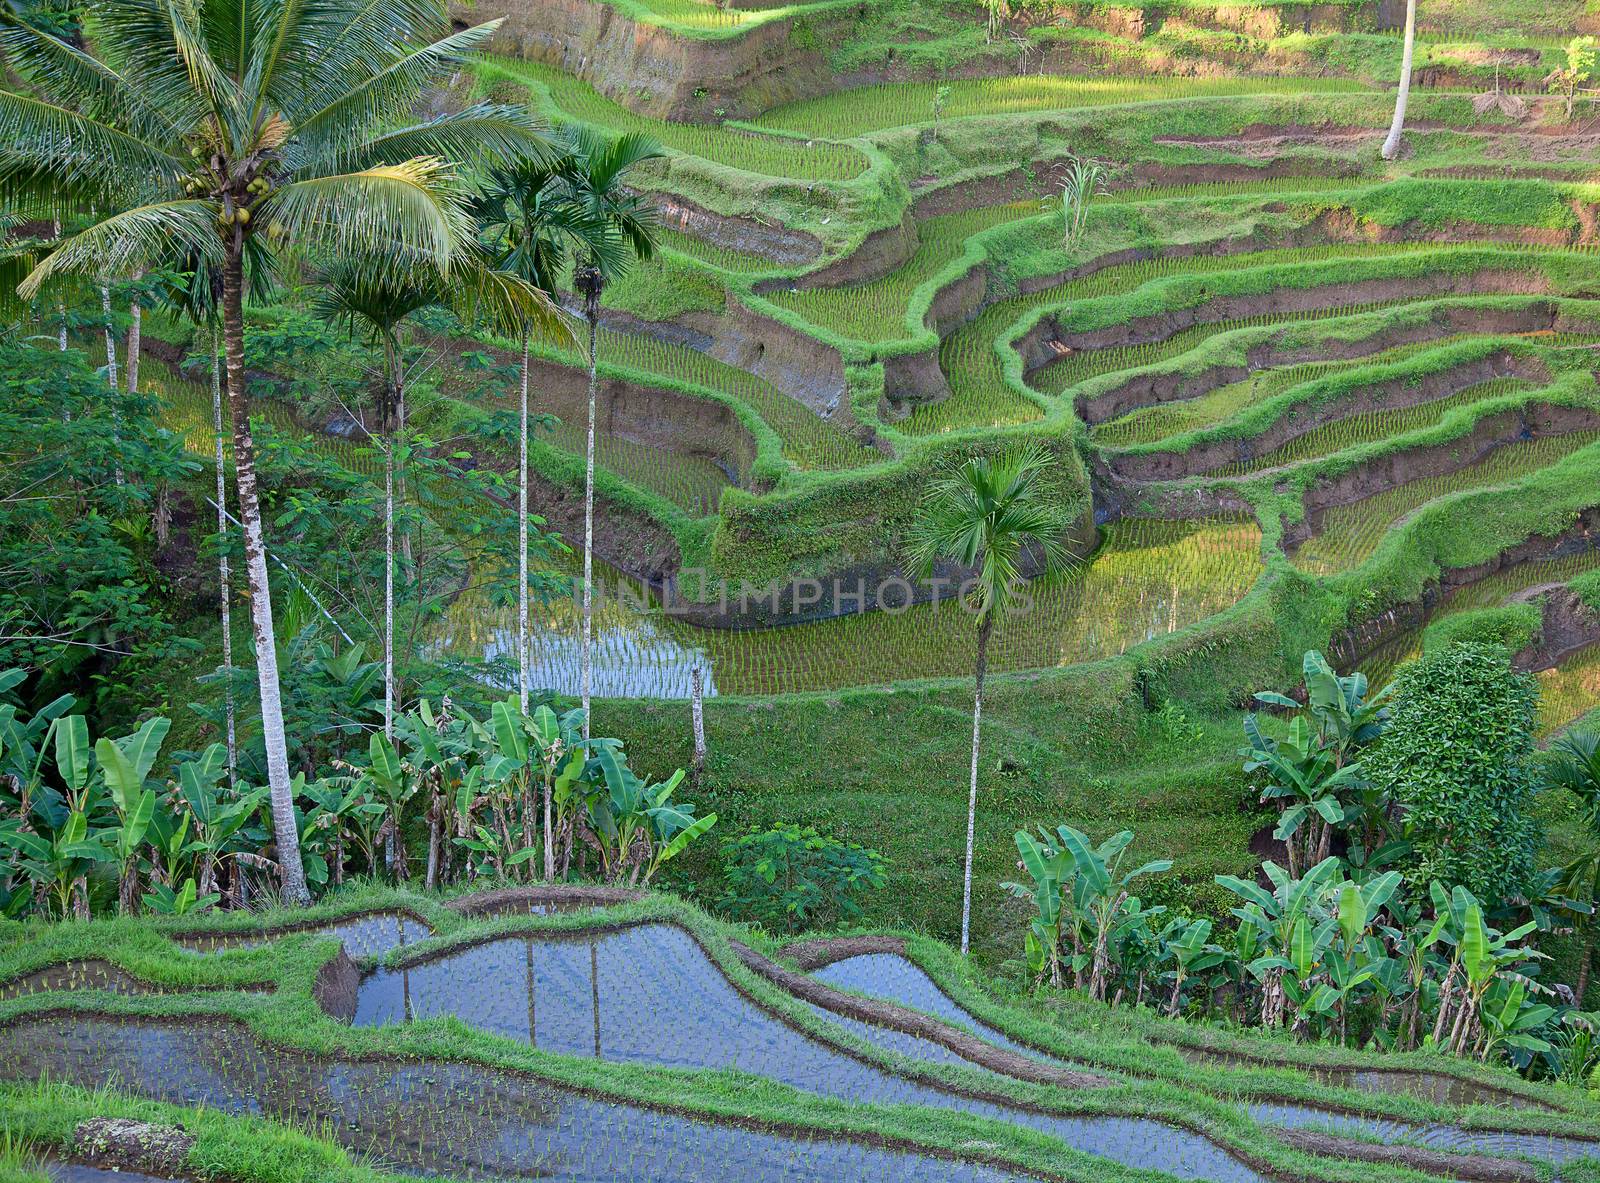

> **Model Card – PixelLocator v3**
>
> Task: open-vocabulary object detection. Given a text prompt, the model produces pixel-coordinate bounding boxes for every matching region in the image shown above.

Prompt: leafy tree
[5,0,547,903]
[908,445,1075,955]
[1547,36,1598,120]
[0,341,190,681]
[1365,643,1539,907]
[718,824,887,932]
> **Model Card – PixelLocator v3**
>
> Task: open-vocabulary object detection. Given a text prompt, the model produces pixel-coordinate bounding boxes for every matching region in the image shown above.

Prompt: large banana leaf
[54,715,89,796]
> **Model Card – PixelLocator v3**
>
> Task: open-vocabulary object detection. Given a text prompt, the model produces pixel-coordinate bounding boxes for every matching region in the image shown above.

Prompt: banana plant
[1245,651,1391,873]
[95,717,170,914]
[0,811,111,918]
[529,704,588,881]
[1216,857,1343,1028]
[1479,976,1558,1064]
[583,748,714,886]
[363,732,420,880]
[1160,917,1227,1015]
[1004,827,1071,987]
[143,876,220,916]
[301,775,386,884]
[178,744,268,898]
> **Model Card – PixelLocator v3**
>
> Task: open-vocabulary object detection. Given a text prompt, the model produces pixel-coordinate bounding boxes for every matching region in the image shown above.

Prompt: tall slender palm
[474,145,594,732]
[5,0,548,903]
[908,445,1075,955]
[1381,0,1417,160]
[316,255,564,754]
[563,127,664,740]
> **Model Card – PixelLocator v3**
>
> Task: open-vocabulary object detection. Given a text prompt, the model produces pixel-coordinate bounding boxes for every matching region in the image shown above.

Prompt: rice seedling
[1539,643,1600,736]
[753,75,1374,139]
[478,57,866,181]
[1291,432,1600,575]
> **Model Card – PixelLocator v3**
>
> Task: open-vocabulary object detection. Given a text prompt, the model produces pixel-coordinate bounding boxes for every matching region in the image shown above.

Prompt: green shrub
[1365,643,1540,907]
[717,823,887,932]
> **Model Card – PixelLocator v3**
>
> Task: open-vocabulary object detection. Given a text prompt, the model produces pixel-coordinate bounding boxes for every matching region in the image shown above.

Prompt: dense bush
[1365,642,1540,905]
[717,823,886,932]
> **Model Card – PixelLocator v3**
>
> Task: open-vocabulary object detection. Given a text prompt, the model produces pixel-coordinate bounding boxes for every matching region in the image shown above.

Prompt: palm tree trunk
[383,332,397,746]
[581,304,598,743]
[1577,913,1596,1004]
[1381,0,1416,161]
[211,328,237,785]
[518,326,531,718]
[125,278,142,396]
[222,243,310,905]
[961,611,995,956]
[100,284,123,486]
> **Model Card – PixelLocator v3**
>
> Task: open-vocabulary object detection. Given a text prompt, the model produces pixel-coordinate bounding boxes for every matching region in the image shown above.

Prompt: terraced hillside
[145,1,1598,723]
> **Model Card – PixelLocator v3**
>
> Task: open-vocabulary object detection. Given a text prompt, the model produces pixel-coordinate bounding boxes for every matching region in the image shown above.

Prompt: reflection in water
[352,924,1270,1183]
[2,1015,1037,1183]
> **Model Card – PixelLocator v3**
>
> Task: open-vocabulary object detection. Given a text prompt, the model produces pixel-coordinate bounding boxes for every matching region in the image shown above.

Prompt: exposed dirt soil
[780,934,910,972]
[312,949,361,1024]
[1280,403,1600,549]
[1330,509,1600,670]
[444,884,644,915]
[1514,584,1600,672]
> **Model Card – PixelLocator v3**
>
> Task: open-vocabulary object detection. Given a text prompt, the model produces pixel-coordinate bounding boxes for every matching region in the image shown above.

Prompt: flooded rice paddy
[0,959,269,1001]
[0,1014,1041,1183]
[351,923,1271,1183]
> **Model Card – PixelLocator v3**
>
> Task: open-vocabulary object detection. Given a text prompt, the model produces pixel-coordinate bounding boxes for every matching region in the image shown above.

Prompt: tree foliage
[1365,642,1539,905]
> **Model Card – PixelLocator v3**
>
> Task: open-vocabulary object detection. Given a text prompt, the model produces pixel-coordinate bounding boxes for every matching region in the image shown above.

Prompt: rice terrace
[17,0,1600,1180]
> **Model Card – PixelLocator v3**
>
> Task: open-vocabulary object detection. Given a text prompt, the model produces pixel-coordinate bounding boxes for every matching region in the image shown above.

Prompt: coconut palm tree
[4,0,549,903]
[562,127,664,740]
[908,445,1075,955]
[474,141,601,732]
[1381,0,1418,160]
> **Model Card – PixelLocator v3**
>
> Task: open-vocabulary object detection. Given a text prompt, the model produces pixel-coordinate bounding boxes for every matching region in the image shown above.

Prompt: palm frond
[904,444,1077,620]
[282,0,451,107]
[264,158,475,274]
[0,89,188,196]
[81,0,211,126]
[17,200,221,299]
[289,21,503,163]
[0,15,177,140]
[317,104,549,175]
[451,258,574,344]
